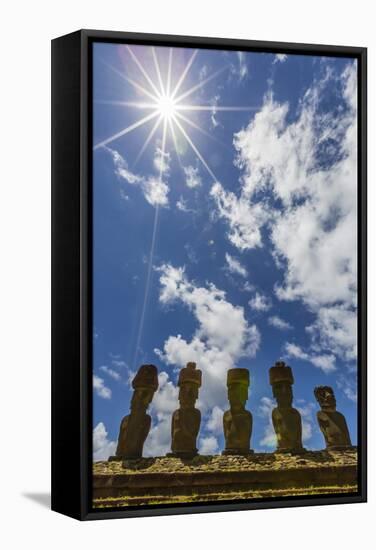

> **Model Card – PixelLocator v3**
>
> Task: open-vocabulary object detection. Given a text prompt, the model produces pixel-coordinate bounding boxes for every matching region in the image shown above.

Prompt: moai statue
[314,386,352,450]
[222,368,253,455]
[168,362,202,458]
[112,364,158,460]
[269,361,306,454]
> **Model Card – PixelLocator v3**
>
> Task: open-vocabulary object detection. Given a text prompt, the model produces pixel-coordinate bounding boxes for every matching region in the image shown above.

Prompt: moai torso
[314,386,352,450]
[223,409,252,453]
[168,362,202,458]
[116,412,151,459]
[111,364,158,461]
[317,411,351,449]
[269,362,305,454]
[222,368,253,455]
[171,408,201,454]
[272,407,304,452]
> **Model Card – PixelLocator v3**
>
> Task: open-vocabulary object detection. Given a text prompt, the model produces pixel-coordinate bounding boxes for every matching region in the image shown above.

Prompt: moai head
[178,362,202,409]
[269,361,294,408]
[130,364,158,413]
[314,386,337,412]
[227,368,250,413]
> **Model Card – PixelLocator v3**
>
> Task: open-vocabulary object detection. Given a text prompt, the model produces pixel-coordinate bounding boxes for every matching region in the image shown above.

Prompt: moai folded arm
[223,368,253,455]
[168,362,202,459]
[269,361,306,454]
[314,386,352,450]
[112,364,158,460]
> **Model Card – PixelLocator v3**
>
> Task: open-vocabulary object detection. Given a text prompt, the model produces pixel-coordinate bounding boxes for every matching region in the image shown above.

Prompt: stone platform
[93,448,358,508]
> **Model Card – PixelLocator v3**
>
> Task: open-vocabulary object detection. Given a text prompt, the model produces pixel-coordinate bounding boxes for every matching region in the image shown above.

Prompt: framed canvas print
[51,29,367,520]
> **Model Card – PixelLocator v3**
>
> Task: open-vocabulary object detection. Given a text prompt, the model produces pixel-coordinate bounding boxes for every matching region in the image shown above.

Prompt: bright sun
[94,45,255,370]
[95,45,253,182]
[157,95,177,119]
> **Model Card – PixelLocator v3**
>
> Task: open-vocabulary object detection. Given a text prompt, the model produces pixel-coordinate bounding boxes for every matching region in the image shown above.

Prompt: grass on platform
[93,484,358,508]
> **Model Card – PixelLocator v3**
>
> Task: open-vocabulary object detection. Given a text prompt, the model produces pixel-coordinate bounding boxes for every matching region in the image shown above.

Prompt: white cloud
[184,243,198,264]
[249,292,272,312]
[184,165,201,188]
[228,62,357,368]
[93,422,116,461]
[105,146,170,207]
[296,401,317,445]
[237,51,248,80]
[306,305,357,362]
[93,375,112,399]
[225,253,248,278]
[153,146,170,175]
[106,147,143,185]
[268,315,292,331]
[273,53,288,64]
[176,196,194,213]
[210,182,269,250]
[111,359,127,369]
[258,397,277,448]
[142,176,169,207]
[154,263,260,415]
[241,281,255,293]
[99,365,121,381]
[209,95,221,128]
[336,374,357,403]
[143,371,179,457]
[206,406,224,435]
[143,413,172,457]
[230,51,249,82]
[199,435,219,455]
[284,342,336,373]
[151,371,179,414]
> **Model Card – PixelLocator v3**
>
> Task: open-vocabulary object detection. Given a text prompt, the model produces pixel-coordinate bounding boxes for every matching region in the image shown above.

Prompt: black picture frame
[51,29,367,521]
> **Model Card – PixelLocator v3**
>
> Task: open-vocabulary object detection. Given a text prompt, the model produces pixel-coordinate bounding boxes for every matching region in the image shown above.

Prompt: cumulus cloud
[248,292,272,312]
[142,176,169,207]
[268,315,292,330]
[143,371,179,457]
[176,196,194,213]
[93,422,116,461]
[154,264,260,440]
[93,375,112,399]
[99,365,121,381]
[105,146,170,207]
[206,406,224,435]
[258,397,277,448]
[306,305,357,363]
[273,53,288,64]
[220,61,357,376]
[284,342,336,373]
[210,182,269,250]
[184,165,202,188]
[336,373,357,403]
[153,146,170,175]
[199,435,219,455]
[296,401,317,445]
[225,253,248,278]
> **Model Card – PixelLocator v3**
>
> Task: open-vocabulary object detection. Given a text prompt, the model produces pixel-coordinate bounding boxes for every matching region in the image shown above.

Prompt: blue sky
[92,42,358,459]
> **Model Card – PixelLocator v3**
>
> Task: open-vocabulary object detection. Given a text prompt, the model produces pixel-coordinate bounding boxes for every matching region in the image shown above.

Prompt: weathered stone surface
[314,386,352,450]
[93,449,358,507]
[168,362,202,459]
[223,368,253,455]
[113,364,158,460]
[269,361,305,453]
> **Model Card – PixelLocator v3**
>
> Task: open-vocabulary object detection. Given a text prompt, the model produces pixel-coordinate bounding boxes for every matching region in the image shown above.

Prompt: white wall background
[0,1,373,548]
